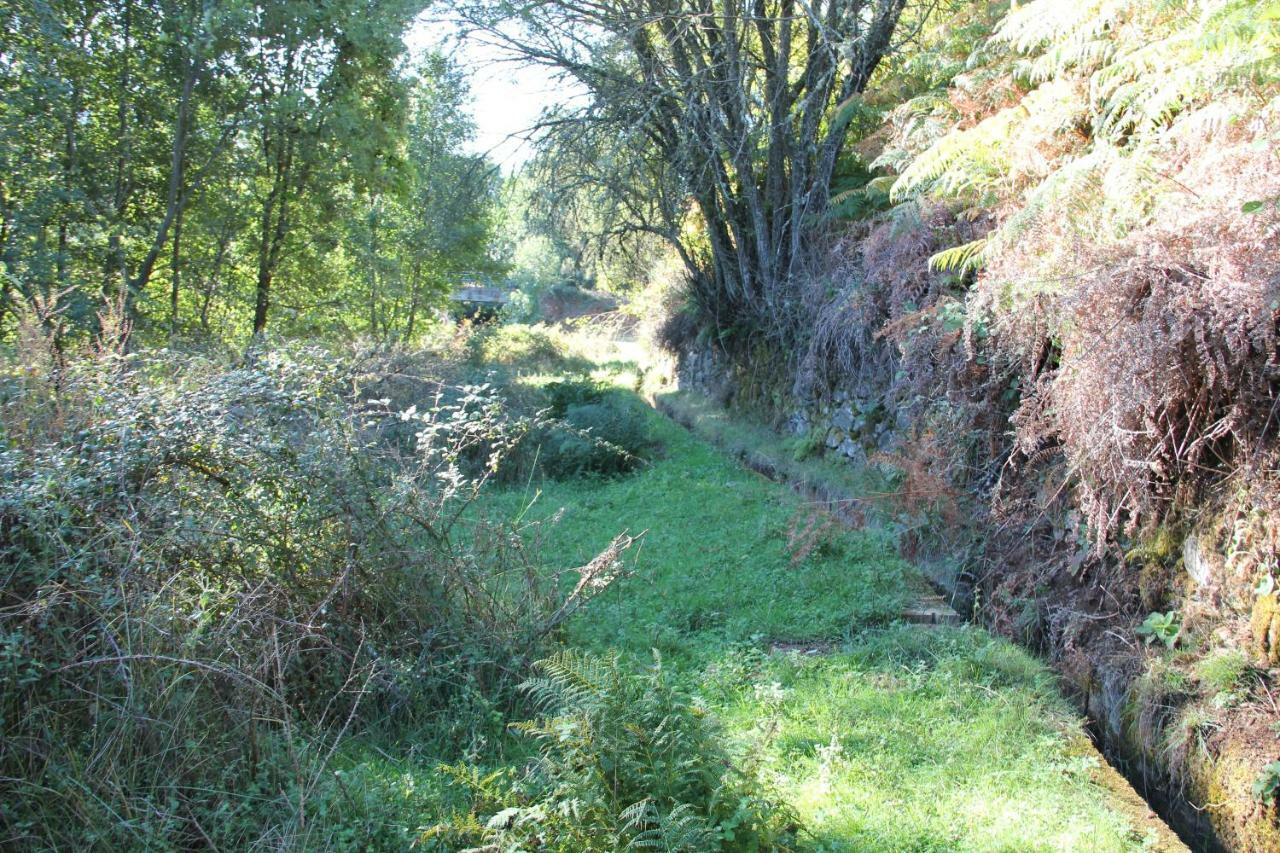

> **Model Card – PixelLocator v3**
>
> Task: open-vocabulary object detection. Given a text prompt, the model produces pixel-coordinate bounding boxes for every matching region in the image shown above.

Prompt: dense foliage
[877,0,1280,540]
[0,1,499,344]
[0,324,636,846]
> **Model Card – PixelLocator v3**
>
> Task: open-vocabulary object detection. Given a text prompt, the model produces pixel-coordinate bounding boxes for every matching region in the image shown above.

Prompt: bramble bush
[0,328,629,848]
[489,377,658,482]
[540,392,657,480]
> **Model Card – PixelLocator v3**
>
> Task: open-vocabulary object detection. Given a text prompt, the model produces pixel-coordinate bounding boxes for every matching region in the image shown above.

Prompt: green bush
[0,345,623,848]
[537,393,656,480]
[543,376,607,417]
[465,323,570,369]
[430,650,797,851]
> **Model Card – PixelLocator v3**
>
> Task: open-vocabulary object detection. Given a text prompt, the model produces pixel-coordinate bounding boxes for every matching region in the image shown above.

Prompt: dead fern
[785,507,839,566]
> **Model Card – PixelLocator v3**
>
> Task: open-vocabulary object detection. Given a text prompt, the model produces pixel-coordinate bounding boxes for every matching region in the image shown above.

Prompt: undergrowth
[0,319,1176,849]
[428,650,797,850]
[0,325,634,848]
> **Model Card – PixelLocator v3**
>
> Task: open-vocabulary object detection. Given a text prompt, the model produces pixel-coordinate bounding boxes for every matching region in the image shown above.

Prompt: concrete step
[901,594,964,626]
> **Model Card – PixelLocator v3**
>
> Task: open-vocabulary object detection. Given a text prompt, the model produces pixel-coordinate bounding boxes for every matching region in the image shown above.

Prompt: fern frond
[929,236,990,273]
[890,104,1024,202]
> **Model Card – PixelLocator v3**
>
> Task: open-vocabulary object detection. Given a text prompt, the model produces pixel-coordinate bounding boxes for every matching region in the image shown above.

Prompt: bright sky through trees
[406,17,572,170]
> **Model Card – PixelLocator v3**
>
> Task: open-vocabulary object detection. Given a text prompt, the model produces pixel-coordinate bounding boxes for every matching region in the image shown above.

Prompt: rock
[838,438,865,463]
[832,405,855,432]
[1251,592,1280,666]
[1183,534,1213,587]
[825,428,845,449]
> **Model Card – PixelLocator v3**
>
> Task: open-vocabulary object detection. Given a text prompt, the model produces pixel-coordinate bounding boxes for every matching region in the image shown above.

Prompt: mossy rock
[1128,525,1183,611]
[1250,592,1280,666]
[1190,742,1280,852]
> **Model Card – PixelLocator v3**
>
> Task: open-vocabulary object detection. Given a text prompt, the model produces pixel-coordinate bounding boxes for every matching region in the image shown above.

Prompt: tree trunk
[253,136,295,337]
[110,0,134,317]
[405,259,422,340]
[169,198,183,336]
[199,223,232,333]
[135,43,199,296]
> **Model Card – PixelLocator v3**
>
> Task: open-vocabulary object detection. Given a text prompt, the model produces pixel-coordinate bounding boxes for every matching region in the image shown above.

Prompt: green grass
[461,352,1164,850]
[325,338,1166,850]
[653,388,896,516]
[489,404,912,659]
[706,631,1146,850]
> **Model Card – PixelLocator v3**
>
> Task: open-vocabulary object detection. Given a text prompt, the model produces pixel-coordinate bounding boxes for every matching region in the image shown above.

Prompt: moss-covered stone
[1129,525,1183,611]
[1250,592,1280,666]
[1190,743,1280,852]
[1140,559,1171,611]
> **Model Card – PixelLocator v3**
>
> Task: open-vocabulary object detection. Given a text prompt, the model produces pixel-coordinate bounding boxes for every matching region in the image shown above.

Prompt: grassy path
[480,362,1183,850]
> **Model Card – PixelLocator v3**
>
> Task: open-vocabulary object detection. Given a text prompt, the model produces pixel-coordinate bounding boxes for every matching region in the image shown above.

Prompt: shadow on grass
[473,382,1159,850]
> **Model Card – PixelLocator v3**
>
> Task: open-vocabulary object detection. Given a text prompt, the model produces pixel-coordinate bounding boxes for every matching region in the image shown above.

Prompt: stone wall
[676,343,896,467]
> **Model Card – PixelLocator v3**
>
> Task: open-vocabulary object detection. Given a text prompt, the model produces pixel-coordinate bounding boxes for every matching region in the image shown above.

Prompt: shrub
[537,394,656,480]
[0,343,628,848]
[543,376,607,417]
[430,650,797,851]
[465,323,572,370]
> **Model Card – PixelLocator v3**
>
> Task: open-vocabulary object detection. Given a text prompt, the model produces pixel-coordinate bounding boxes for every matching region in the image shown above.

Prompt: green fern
[890,104,1024,204]
[437,650,798,851]
[929,236,990,273]
[884,0,1278,310]
[623,800,716,851]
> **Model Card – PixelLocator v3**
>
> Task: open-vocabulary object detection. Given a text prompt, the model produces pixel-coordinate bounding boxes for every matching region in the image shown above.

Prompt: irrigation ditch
[653,392,1206,852]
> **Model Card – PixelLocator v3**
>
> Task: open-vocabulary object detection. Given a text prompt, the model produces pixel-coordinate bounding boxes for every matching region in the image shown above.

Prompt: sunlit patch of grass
[477,372,1155,849]
[486,394,911,660]
[702,629,1147,850]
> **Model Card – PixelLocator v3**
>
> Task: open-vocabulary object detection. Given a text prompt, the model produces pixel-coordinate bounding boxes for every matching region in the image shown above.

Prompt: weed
[1196,649,1253,694]
[433,650,797,851]
[1253,761,1280,805]
[1136,612,1182,649]
[785,507,841,566]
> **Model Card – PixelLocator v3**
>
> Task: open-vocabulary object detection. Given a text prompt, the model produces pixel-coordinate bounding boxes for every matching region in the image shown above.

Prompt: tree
[1,0,496,343]
[449,0,922,344]
[344,56,502,342]
[243,0,421,336]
